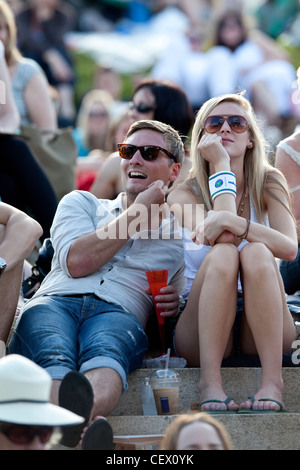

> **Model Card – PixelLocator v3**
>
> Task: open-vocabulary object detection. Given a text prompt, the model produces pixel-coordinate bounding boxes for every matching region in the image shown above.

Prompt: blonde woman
[167,92,297,412]
[0,0,57,130]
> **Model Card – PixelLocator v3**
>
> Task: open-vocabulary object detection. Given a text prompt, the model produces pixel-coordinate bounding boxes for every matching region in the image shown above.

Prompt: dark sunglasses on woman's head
[204,115,248,134]
[118,144,176,162]
[128,102,156,113]
[0,423,53,445]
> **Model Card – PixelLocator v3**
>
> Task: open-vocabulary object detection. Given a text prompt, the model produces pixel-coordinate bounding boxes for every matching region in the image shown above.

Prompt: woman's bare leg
[239,243,295,410]
[175,244,240,411]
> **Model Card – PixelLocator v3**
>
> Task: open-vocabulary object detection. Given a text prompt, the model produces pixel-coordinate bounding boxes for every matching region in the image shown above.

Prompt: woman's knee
[206,243,239,277]
[240,242,276,277]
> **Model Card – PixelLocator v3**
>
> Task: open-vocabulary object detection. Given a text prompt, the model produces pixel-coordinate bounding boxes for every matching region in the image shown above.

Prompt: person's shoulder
[279,130,300,149]
[96,151,121,179]
[17,57,43,78]
[60,189,99,205]
[167,179,199,206]
[103,151,121,168]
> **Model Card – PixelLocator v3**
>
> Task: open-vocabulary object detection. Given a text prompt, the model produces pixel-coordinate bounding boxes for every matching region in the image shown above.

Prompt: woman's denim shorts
[8,294,149,390]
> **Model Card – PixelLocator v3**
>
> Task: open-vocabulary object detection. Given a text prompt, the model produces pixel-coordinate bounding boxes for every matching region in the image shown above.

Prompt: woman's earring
[247,142,253,149]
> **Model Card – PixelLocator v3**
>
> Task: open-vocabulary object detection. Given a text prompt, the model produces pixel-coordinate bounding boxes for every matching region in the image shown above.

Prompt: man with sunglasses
[8,119,186,449]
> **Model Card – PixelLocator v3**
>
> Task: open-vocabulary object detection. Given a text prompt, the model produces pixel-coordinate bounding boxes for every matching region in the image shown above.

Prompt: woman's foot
[240,383,284,411]
[199,384,239,412]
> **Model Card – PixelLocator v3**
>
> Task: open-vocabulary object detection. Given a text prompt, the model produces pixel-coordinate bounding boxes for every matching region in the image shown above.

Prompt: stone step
[108,413,300,450]
[112,367,300,415]
[106,367,300,450]
[54,367,300,450]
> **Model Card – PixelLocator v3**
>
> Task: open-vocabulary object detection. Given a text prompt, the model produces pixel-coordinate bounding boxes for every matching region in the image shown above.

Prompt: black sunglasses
[0,424,53,445]
[118,144,177,162]
[128,102,156,114]
[204,115,248,134]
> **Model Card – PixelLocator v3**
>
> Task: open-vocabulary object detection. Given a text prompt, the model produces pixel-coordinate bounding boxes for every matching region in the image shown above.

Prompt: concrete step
[108,413,300,450]
[53,367,300,450]
[112,367,300,415]
[106,367,300,450]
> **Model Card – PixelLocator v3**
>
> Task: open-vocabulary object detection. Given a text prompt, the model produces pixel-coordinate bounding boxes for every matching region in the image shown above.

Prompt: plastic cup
[150,369,181,415]
[145,270,169,323]
[146,269,169,353]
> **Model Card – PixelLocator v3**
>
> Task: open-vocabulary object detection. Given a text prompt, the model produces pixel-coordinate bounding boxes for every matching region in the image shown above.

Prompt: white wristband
[209,171,236,200]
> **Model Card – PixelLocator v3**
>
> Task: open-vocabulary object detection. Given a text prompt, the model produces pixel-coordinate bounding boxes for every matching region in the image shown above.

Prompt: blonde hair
[190,92,291,222]
[160,412,233,450]
[0,0,22,65]
[76,89,113,150]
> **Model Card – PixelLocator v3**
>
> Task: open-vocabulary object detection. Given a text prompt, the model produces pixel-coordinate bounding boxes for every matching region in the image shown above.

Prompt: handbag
[18,125,77,200]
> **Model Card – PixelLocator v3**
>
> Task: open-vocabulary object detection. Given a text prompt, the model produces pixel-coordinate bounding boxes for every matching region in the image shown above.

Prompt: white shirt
[31,190,186,328]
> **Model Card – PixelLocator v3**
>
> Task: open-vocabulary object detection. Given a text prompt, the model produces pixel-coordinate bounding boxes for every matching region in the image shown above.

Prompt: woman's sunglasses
[0,424,53,445]
[204,115,248,134]
[118,144,177,162]
[128,102,156,114]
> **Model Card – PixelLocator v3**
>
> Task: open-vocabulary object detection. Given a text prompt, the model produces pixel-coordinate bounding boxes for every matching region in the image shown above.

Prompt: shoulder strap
[278,141,300,166]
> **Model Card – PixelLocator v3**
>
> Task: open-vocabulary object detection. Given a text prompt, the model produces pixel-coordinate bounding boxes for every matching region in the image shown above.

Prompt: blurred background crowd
[5,0,300,193]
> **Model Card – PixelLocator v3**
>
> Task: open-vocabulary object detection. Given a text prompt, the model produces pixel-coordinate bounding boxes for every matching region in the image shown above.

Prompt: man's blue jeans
[8,294,149,390]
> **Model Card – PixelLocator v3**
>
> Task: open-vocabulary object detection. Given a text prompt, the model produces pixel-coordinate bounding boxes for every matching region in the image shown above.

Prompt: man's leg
[51,367,123,418]
[86,367,123,418]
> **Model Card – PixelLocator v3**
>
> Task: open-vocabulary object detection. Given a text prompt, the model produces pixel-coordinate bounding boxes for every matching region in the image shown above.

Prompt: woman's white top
[182,195,269,298]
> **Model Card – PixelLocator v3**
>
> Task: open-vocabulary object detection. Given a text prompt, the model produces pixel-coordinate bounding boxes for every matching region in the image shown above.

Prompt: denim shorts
[8,294,149,390]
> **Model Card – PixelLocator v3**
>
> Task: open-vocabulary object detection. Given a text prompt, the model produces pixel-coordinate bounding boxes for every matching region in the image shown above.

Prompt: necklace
[237,186,247,216]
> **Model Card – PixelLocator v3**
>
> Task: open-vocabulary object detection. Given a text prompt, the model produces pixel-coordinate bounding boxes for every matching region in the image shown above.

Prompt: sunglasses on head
[204,115,248,134]
[128,102,156,114]
[118,144,177,162]
[0,424,53,445]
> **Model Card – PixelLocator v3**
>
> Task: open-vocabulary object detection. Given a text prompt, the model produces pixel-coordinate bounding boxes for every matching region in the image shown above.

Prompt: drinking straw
[165,348,170,371]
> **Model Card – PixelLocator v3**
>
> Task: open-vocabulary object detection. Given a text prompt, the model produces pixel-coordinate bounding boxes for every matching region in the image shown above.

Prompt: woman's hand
[198,134,230,171]
[191,210,235,246]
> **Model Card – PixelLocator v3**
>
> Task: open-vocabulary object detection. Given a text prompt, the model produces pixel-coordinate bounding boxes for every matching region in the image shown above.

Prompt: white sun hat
[0,355,84,426]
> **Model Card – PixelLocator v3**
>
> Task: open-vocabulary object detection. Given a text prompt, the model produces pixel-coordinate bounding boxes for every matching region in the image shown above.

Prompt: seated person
[8,119,186,449]
[0,202,42,349]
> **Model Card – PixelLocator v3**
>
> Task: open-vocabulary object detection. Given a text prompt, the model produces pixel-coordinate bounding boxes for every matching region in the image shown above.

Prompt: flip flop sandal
[199,396,238,413]
[238,395,286,413]
[59,370,94,447]
[82,418,114,450]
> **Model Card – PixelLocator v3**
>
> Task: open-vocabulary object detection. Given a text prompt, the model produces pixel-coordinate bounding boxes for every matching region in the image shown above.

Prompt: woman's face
[87,101,110,134]
[176,422,224,450]
[218,17,244,48]
[129,87,156,124]
[204,101,252,160]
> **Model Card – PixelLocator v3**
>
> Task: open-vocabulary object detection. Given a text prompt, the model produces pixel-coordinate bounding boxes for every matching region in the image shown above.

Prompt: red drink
[146,270,169,320]
[146,270,169,353]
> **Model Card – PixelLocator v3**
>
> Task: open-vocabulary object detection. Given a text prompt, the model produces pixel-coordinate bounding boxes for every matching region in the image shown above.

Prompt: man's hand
[146,284,180,318]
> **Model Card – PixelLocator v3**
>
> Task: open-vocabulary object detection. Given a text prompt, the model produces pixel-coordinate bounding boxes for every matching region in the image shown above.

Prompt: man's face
[120,129,180,201]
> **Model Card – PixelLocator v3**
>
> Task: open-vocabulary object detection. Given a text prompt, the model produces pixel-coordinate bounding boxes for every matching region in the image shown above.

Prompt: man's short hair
[125,120,185,165]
